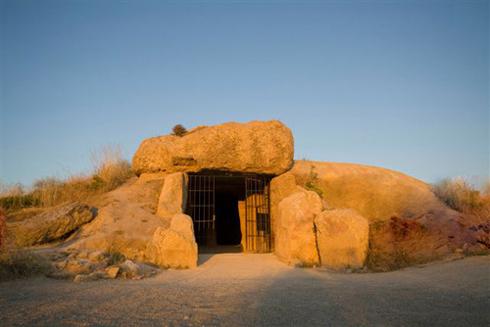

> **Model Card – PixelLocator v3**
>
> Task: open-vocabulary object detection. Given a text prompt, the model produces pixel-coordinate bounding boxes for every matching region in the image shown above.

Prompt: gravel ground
[0,254,489,327]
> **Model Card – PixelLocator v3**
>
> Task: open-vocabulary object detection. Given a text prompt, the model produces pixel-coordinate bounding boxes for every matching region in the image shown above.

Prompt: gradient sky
[0,0,488,187]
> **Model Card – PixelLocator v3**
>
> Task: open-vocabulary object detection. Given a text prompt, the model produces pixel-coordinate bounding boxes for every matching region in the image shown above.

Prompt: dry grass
[0,209,5,250]
[432,178,490,221]
[0,145,133,213]
[303,165,323,197]
[0,248,51,281]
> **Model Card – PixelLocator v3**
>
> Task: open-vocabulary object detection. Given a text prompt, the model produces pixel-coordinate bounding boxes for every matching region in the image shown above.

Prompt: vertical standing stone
[156,172,188,218]
[275,189,323,266]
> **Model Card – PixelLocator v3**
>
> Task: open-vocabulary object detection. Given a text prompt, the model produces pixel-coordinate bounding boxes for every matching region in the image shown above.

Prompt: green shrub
[304,165,324,197]
[171,124,188,137]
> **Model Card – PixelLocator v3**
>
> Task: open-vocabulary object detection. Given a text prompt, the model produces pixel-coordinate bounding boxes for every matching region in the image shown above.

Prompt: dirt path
[0,254,489,326]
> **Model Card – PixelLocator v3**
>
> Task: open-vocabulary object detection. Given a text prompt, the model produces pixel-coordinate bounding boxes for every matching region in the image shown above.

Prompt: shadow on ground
[0,254,488,326]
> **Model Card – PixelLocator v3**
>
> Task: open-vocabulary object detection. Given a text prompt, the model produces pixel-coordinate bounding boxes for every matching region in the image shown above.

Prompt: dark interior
[214,176,245,246]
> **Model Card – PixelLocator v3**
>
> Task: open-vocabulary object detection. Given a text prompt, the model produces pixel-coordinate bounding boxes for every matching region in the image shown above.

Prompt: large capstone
[132,120,294,176]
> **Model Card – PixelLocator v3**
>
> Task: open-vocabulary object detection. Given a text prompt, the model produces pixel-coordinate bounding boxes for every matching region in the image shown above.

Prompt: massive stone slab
[132,120,294,176]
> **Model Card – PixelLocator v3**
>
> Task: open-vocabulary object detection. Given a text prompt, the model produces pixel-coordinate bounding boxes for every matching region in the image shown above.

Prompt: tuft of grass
[303,165,324,197]
[104,250,126,266]
[90,145,133,191]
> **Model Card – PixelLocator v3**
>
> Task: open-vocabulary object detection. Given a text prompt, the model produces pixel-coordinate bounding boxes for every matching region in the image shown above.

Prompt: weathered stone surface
[291,160,454,222]
[275,189,323,266]
[64,259,93,275]
[157,172,187,218]
[8,203,96,247]
[314,209,369,270]
[120,259,142,278]
[105,266,120,279]
[65,177,167,261]
[132,120,294,176]
[270,172,303,240]
[145,214,198,269]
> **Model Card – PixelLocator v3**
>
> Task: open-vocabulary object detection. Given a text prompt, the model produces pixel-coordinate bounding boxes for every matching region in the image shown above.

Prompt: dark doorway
[215,190,242,245]
[186,173,272,253]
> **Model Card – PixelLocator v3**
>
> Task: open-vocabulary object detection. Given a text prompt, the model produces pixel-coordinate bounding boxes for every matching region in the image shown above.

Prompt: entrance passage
[186,173,272,253]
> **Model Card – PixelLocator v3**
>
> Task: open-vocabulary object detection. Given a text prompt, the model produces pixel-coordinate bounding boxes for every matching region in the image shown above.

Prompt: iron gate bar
[245,175,272,253]
[186,173,271,252]
[186,175,216,245]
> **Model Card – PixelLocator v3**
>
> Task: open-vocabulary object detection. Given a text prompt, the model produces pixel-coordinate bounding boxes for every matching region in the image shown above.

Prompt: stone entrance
[185,173,272,253]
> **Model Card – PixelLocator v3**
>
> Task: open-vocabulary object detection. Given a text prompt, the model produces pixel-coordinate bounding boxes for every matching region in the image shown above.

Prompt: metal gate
[186,173,271,252]
[186,175,215,246]
[245,176,272,253]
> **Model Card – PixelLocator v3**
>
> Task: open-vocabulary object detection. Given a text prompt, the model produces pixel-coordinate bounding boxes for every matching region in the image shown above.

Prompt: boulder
[145,214,198,269]
[64,177,167,261]
[270,172,303,239]
[157,172,187,218]
[275,189,323,266]
[8,203,96,247]
[314,209,369,270]
[132,120,294,176]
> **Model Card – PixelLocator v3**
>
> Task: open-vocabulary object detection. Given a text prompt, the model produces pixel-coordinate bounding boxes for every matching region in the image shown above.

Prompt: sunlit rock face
[132,120,294,176]
[145,214,198,269]
[275,188,323,267]
[314,209,369,270]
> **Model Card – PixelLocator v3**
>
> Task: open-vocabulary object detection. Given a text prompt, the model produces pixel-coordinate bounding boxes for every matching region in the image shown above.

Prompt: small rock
[65,259,93,275]
[55,260,68,270]
[105,266,120,279]
[73,274,94,283]
[88,250,105,262]
[73,271,107,283]
[89,271,109,279]
[46,270,74,280]
[120,259,140,275]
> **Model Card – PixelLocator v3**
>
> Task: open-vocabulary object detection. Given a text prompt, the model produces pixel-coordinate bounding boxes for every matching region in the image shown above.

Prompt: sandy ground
[0,254,489,327]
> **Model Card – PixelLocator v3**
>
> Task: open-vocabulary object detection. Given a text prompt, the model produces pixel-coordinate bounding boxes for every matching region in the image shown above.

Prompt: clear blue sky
[1,0,488,187]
